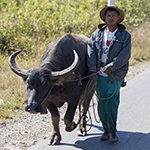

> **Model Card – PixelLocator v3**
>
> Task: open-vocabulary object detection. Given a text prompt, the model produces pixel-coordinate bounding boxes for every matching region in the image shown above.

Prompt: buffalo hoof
[65,121,77,132]
[47,139,60,146]
[77,129,87,136]
[48,133,61,146]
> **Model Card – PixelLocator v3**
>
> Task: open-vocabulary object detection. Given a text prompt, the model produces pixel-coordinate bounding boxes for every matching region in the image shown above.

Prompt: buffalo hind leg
[78,86,95,136]
[47,103,61,145]
[77,103,87,136]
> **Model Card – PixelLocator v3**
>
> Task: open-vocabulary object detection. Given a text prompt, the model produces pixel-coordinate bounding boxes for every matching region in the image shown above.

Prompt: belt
[100,62,106,67]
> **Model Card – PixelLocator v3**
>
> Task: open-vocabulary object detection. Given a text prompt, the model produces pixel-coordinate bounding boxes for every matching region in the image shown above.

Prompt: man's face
[105,10,120,26]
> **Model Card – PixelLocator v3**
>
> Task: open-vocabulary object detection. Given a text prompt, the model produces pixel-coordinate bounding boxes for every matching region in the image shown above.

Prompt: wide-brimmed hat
[100,5,124,23]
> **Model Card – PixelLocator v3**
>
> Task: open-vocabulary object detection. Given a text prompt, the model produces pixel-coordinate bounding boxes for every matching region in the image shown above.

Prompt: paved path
[28,67,150,150]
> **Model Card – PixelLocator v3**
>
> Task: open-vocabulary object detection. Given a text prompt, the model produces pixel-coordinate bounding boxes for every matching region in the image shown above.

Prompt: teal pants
[96,75,122,133]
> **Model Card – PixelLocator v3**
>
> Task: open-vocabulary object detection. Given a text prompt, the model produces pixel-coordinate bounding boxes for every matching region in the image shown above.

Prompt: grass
[129,23,150,65]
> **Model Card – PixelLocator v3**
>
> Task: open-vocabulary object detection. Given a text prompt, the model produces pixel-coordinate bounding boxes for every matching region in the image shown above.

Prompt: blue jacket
[87,23,131,83]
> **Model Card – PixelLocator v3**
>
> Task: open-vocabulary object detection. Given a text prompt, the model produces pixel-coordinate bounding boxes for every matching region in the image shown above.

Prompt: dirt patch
[127,61,150,80]
[0,104,68,150]
[0,61,150,150]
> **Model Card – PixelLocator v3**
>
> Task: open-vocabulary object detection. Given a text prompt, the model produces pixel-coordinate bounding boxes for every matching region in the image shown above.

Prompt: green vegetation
[1,0,150,55]
[0,0,150,122]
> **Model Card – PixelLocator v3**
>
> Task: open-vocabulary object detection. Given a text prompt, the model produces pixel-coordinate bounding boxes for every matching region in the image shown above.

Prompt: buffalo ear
[53,79,64,86]
[52,72,75,86]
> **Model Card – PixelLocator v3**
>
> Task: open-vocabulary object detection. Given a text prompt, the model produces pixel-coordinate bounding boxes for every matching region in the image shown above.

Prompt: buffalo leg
[47,103,61,145]
[77,97,90,136]
[78,85,95,136]
[64,97,79,132]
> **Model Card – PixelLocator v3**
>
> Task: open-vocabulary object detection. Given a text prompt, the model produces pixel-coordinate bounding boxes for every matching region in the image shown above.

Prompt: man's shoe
[100,132,110,140]
[121,81,127,87]
[110,133,119,142]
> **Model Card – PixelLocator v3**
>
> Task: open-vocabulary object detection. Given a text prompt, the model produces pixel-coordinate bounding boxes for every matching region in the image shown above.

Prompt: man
[87,5,131,142]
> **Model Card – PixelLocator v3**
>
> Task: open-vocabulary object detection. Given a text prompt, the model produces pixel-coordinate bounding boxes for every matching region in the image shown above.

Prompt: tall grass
[130,23,150,64]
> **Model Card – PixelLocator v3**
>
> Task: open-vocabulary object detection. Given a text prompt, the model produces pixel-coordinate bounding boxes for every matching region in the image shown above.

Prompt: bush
[0,0,105,55]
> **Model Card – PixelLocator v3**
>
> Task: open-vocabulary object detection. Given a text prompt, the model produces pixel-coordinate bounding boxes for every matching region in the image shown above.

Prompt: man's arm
[107,32,131,72]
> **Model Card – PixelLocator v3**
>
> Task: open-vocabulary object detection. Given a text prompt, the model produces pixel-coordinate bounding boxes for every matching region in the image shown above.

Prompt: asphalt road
[28,67,150,150]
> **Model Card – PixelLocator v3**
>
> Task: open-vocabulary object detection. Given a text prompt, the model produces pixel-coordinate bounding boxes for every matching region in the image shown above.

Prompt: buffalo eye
[41,80,47,88]
[27,83,32,88]
[26,79,32,88]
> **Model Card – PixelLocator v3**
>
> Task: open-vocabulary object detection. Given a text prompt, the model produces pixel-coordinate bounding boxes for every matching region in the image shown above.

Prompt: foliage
[0,0,106,55]
[116,0,150,26]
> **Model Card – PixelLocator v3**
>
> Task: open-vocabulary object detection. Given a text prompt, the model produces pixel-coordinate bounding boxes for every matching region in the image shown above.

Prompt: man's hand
[102,66,112,74]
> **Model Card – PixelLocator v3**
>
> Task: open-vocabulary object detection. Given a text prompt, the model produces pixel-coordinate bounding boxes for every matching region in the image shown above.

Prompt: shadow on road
[60,124,150,150]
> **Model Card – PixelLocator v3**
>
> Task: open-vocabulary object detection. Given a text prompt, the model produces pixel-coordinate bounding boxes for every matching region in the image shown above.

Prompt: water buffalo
[9,33,94,145]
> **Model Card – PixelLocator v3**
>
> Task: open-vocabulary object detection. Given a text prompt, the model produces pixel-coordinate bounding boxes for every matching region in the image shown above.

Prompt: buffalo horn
[50,50,79,80]
[8,50,27,78]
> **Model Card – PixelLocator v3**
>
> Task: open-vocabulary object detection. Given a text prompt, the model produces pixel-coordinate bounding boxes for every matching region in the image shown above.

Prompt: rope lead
[74,72,117,133]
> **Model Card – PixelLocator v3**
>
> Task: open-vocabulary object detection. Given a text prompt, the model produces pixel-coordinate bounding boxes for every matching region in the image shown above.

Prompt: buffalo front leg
[64,98,79,132]
[47,103,61,145]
